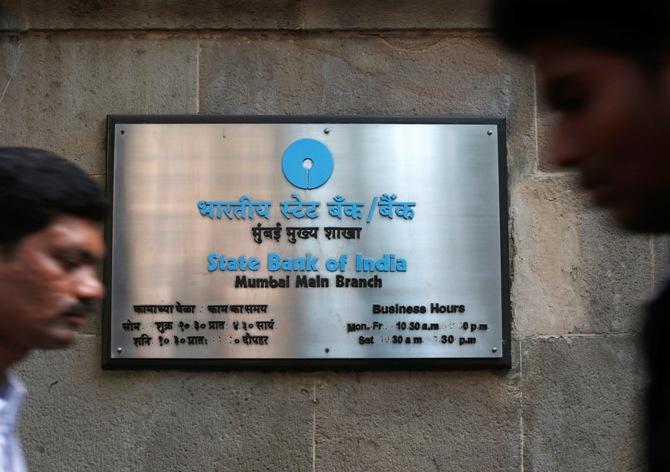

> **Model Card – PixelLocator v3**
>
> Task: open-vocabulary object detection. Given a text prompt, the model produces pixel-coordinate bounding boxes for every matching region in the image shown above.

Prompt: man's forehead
[530,40,643,77]
[531,41,599,73]
[528,41,649,103]
[34,215,104,256]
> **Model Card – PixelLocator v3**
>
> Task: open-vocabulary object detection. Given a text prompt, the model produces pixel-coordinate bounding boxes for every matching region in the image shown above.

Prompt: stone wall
[1,1,663,470]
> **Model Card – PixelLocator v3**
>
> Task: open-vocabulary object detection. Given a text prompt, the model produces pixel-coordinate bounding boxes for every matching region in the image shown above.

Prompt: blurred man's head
[0,148,105,355]
[494,0,670,232]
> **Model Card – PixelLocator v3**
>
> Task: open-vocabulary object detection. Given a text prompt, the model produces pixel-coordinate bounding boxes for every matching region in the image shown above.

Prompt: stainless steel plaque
[104,117,510,369]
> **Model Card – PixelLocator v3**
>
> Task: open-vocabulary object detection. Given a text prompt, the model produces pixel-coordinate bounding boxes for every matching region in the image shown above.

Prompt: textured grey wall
[0,1,664,470]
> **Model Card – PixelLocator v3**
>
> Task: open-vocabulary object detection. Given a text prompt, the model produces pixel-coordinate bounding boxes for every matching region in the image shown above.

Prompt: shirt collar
[0,371,26,432]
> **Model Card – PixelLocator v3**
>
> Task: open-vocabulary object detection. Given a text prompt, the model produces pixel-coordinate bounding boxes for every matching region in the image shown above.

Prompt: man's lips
[62,311,90,327]
[60,300,95,328]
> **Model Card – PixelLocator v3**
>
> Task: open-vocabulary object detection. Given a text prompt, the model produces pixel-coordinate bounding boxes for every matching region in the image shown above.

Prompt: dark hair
[0,147,105,250]
[493,0,670,69]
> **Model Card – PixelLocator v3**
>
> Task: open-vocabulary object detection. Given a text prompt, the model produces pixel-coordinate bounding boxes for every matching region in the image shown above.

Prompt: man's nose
[74,267,105,300]
[550,119,585,169]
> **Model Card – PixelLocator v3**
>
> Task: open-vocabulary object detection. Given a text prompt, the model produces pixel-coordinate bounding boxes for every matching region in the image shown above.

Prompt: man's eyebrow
[55,248,103,264]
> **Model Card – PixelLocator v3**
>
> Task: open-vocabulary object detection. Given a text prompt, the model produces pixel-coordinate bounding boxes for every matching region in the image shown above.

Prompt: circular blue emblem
[281,138,334,190]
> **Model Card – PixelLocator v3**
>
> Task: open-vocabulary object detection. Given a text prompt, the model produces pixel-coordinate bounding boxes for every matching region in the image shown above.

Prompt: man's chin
[39,329,79,349]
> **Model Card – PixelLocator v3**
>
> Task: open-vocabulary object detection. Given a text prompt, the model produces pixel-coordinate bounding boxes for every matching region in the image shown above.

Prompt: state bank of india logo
[281,138,334,190]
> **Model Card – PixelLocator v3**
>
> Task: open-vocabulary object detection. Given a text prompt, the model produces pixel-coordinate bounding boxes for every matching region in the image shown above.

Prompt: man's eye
[56,256,81,271]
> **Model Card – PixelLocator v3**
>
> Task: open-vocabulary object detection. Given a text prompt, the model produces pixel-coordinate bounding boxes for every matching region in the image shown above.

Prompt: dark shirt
[644,278,670,471]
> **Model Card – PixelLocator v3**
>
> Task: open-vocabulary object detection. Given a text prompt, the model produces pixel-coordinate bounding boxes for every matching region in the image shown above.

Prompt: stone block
[652,235,670,286]
[314,369,521,471]
[0,35,198,174]
[5,0,491,31]
[199,33,537,177]
[303,0,491,30]
[521,335,645,471]
[16,336,314,471]
[512,175,652,336]
[90,173,105,190]
[0,35,21,97]
[535,100,558,171]
[79,299,101,336]
[0,0,24,31]
[12,0,301,30]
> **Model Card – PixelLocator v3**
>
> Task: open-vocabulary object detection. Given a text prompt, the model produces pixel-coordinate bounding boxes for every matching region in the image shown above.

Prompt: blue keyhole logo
[281,138,334,190]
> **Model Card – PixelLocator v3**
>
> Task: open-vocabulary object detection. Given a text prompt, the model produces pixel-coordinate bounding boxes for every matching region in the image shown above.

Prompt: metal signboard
[103,116,510,369]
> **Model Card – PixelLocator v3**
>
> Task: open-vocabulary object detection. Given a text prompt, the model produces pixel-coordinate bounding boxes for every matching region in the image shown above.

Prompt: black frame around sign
[102,115,511,370]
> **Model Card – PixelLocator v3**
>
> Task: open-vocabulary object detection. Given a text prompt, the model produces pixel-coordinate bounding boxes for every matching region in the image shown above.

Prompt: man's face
[0,215,104,352]
[531,41,670,232]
